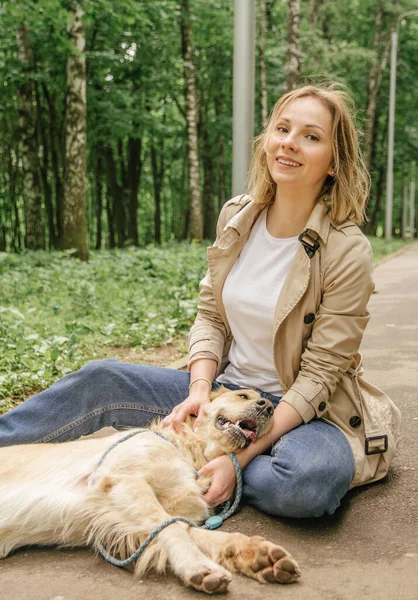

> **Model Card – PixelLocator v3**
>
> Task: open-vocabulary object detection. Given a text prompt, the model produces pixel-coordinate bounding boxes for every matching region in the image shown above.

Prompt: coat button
[349,416,362,428]
[318,401,326,411]
[304,313,315,324]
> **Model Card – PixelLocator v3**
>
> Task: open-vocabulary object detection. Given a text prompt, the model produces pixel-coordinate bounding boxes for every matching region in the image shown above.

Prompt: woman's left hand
[199,455,237,507]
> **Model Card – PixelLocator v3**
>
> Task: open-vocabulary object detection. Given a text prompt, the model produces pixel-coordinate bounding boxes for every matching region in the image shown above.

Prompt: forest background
[0,0,417,408]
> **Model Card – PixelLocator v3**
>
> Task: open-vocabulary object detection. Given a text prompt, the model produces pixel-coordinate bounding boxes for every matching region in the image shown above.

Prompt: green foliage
[1,0,417,247]
[0,242,208,411]
[0,238,410,411]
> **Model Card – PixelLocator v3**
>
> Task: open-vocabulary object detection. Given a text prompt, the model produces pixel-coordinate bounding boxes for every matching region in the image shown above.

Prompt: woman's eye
[277,126,288,133]
[307,134,319,142]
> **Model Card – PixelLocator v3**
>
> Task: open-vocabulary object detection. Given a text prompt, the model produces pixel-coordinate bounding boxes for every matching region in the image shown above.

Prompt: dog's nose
[256,399,274,416]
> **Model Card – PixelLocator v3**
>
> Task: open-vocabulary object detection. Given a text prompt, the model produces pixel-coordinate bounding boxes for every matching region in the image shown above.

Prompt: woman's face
[265,96,334,195]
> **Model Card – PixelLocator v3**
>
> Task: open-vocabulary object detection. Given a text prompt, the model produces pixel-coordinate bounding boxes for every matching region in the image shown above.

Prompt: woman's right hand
[162,390,211,433]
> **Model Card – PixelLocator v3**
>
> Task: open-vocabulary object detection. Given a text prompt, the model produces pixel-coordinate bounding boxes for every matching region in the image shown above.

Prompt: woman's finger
[193,403,209,432]
[169,407,191,431]
[161,404,183,427]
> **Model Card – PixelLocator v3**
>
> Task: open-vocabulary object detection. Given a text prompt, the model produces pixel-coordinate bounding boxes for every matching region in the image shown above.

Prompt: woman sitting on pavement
[0,84,401,518]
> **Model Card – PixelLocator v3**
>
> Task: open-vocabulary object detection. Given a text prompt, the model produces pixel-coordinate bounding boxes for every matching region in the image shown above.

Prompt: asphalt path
[1,243,417,600]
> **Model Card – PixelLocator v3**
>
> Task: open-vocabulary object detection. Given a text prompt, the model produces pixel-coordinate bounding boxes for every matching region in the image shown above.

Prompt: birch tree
[309,0,325,29]
[62,2,88,260]
[258,0,268,126]
[180,0,202,240]
[285,0,301,91]
[364,0,400,174]
[16,24,45,249]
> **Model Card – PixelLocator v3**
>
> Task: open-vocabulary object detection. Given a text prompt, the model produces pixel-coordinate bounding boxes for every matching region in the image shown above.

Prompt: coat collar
[303,200,331,244]
[221,197,263,237]
[223,197,331,245]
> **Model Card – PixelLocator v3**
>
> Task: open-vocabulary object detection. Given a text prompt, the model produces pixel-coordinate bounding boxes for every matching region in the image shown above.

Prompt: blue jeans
[0,359,355,518]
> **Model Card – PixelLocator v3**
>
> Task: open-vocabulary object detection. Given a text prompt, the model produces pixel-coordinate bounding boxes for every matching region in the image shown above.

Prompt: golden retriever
[0,387,301,594]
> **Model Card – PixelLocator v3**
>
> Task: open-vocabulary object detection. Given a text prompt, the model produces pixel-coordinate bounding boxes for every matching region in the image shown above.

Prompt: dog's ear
[209,386,228,401]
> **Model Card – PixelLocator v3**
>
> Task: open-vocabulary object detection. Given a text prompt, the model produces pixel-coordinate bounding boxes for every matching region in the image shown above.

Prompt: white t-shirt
[217,208,300,395]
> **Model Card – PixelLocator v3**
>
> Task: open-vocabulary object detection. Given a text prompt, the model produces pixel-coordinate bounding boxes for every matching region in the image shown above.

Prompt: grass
[0,243,208,412]
[368,237,410,262]
[0,237,412,412]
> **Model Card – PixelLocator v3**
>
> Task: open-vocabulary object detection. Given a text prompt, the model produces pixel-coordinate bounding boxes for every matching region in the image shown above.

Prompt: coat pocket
[347,353,401,466]
[354,376,402,465]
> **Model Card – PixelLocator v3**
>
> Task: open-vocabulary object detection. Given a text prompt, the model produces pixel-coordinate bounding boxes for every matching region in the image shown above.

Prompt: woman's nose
[280,132,298,151]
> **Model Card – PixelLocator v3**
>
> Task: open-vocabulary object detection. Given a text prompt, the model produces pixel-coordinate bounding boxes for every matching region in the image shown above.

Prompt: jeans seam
[35,403,170,443]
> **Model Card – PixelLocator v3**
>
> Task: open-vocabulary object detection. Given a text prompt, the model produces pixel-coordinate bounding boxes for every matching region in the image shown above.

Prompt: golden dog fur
[0,387,301,594]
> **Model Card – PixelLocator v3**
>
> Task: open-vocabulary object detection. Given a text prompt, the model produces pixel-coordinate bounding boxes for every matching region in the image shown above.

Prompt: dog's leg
[189,528,301,584]
[142,522,232,594]
[90,474,232,594]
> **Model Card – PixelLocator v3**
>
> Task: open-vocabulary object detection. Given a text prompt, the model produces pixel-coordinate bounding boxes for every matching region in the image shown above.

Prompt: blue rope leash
[91,429,242,567]
[97,516,200,568]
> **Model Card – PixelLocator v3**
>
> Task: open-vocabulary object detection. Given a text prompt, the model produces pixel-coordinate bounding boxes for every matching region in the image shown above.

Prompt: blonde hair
[248,84,370,225]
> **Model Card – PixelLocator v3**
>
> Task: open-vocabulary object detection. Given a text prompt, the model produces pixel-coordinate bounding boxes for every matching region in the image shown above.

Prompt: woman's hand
[199,455,237,507]
[162,390,210,432]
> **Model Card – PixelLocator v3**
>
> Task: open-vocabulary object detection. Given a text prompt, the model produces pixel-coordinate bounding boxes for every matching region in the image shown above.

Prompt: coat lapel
[207,201,264,325]
[273,245,312,332]
[207,199,329,343]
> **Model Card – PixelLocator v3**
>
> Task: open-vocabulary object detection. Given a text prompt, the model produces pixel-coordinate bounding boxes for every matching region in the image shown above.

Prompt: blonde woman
[0,85,401,518]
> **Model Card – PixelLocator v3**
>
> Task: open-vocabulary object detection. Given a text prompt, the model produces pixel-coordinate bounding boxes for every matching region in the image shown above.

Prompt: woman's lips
[276,156,302,168]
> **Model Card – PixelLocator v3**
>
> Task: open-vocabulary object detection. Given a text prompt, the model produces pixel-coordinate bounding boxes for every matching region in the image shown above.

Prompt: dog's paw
[188,565,232,594]
[249,539,301,583]
[233,536,301,584]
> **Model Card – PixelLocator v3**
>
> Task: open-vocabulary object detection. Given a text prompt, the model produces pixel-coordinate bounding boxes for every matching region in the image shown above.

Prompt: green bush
[0,244,208,410]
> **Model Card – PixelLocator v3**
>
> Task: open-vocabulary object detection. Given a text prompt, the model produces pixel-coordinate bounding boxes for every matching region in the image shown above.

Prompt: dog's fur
[0,387,301,594]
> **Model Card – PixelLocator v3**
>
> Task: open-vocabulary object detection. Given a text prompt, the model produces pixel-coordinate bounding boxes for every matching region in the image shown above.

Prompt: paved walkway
[1,244,417,600]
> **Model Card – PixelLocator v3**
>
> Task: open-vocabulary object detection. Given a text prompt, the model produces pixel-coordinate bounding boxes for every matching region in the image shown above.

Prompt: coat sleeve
[187,199,243,371]
[281,229,375,422]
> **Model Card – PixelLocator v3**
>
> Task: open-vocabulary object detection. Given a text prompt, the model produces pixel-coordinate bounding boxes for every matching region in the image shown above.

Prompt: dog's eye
[238,393,249,400]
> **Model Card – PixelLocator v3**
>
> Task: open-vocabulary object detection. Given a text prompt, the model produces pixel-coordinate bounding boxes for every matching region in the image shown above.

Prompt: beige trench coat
[188,194,401,488]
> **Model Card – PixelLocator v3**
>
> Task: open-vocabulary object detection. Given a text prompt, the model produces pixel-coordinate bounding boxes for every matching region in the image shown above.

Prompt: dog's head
[198,387,274,460]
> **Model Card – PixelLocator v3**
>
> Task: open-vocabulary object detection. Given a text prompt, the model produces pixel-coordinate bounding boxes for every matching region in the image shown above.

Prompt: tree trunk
[7,149,22,251]
[214,94,227,209]
[119,139,128,246]
[35,82,58,249]
[364,0,400,174]
[106,184,115,249]
[180,0,202,240]
[127,137,142,246]
[16,23,45,250]
[150,145,164,245]
[258,0,268,126]
[95,154,103,249]
[200,108,216,240]
[42,83,64,245]
[372,160,386,234]
[62,3,88,260]
[309,0,325,28]
[285,0,301,91]
[106,146,125,248]
[364,0,385,173]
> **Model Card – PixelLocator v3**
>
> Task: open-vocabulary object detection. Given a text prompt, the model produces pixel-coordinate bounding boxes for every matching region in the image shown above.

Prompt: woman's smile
[275,155,303,168]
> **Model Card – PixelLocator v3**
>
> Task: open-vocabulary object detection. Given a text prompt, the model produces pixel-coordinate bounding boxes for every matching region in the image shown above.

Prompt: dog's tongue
[242,429,257,443]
